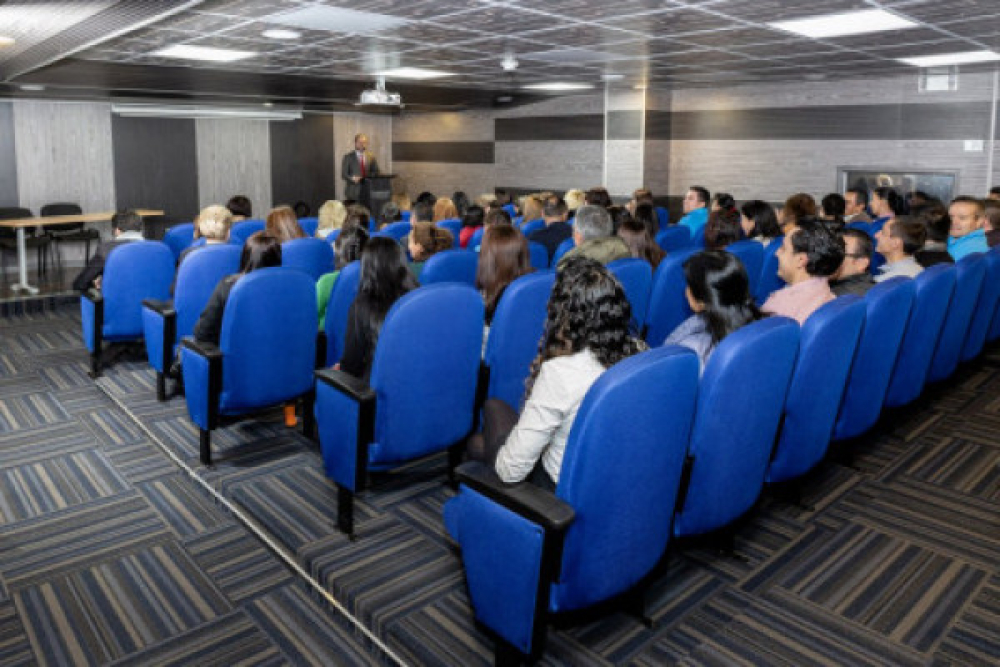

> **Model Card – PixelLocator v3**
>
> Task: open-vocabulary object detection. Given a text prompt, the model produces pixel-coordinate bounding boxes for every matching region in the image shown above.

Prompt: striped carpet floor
[3,302,1000,665]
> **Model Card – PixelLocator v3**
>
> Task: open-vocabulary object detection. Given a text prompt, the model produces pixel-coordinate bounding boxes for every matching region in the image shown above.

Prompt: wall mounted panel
[270,114,335,215]
[0,102,16,207]
[196,118,272,214]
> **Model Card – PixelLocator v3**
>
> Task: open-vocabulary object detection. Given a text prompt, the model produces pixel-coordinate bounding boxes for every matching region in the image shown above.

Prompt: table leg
[11,228,39,294]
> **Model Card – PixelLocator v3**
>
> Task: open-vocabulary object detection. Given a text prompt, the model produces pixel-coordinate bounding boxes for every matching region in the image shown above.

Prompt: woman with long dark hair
[468,256,645,489]
[664,250,763,373]
[618,216,665,268]
[316,226,369,330]
[338,236,419,381]
[459,204,485,248]
[740,200,781,245]
[476,224,533,327]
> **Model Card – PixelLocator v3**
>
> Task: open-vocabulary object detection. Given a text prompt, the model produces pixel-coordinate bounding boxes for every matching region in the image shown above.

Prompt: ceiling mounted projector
[357,76,402,108]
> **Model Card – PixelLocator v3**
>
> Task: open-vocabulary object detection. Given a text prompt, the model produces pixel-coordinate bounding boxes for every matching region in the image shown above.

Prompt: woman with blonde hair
[520,195,544,224]
[173,204,233,288]
[265,205,307,242]
[564,189,586,217]
[433,197,459,223]
[316,200,347,239]
[391,191,411,212]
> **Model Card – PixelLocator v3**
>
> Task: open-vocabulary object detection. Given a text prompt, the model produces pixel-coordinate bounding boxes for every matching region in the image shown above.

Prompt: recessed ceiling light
[263,102,274,107]
[376,67,455,80]
[898,50,1000,68]
[19,84,45,91]
[152,45,256,62]
[769,9,917,39]
[269,7,408,34]
[601,74,625,81]
[522,82,595,91]
[262,28,300,40]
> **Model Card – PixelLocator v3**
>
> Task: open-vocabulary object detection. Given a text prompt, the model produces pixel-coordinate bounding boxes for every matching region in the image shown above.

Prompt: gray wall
[0,102,17,208]
[196,118,272,214]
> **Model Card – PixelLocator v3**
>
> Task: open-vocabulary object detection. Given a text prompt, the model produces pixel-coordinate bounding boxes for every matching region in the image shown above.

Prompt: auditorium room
[2,1,1000,664]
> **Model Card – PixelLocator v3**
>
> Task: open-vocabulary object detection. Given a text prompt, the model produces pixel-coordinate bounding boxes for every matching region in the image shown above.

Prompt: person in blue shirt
[678,186,710,236]
[947,196,989,260]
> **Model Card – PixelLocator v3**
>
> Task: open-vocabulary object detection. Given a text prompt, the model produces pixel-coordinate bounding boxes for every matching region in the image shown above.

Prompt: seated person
[564,188,586,219]
[468,257,645,489]
[632,203,659,238]
[618,216,665,268]
[665,250,763,373]
[627,187,654,215]
[874,217,925,282]
[477,224,533,352]
[780,192,818,235]
[740,200,781,245]
[678,186,710,235]
[844,187,872,225]
[948,196,989,259]
[557,205,630,268]
[339,237,419,382]
[830,229,875,296]
[984,198,1000,248]
[315,200,347,239]
[711,192,736,213]
[585,187,612,209]
[265,205,307,242]
[193,232,282,346]
[704,207,743,251]
[226,195,252,222]
[178,204,232,267]
[820,193,847,233]
[520,195,544,225]
[914,199,955,267]
[458,204,484,249]
[528,197,571,261]
[408,222,453,277]
[433,197,458,223]
[316,226,369,329]
[72,209,145,292]
[378,202,402,230]
[762,219,844,325]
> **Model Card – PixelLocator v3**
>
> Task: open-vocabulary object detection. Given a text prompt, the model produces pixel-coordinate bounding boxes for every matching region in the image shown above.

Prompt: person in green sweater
[317,226,369,329]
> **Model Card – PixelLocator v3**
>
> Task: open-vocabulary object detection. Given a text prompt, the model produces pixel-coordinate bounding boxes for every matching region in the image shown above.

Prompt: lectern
[360,175,394,219]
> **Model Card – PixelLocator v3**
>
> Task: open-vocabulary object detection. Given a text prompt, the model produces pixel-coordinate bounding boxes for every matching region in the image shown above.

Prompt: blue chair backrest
[368,284,484,463]
[437,218,463,245]
[174,245,242,344]
[550,347,699,612]
[884,264,956,408]
[230,219,265,245]
[324,260,361,366]
[469,226,485,250]
[219,268,317,411]
[485,271,555,411]
[644,246,698,344]
[726,240,764,296]
[326,229,341,245]
[101,242,175,339]
[928,253,986,383]
[655,206,670,231]
[767,297,865,484]
[656,226,690,253]
[607,258,653,328]
[298,217,319,237]
[528,242,549,270]
[673,317,799,537]
[377,221,411,242]
[282,238,334,281]
[420,249,478,286]
[690,226,706,249]
[832,278,914,441]
[755,236,785,305]
[163,223,194,261]
[521,218,545,236]
[502,204,516,216]
[400,210,411,222]
[552,237,575,264]
[972,247,1000,349]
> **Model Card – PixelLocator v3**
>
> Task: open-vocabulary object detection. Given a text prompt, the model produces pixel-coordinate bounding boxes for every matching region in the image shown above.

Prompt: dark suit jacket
[72,238,140,292]
[341,150,380,201]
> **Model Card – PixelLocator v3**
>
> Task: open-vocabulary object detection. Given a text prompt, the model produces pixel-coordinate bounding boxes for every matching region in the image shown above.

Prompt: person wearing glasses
[830,229,875,297]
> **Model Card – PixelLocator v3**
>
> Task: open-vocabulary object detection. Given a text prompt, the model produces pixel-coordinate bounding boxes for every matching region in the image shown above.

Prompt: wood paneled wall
[195,118,272,215]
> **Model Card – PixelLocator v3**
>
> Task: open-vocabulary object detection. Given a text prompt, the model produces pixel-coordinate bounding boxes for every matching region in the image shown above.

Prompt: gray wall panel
[607,111,642,140]
[112,115,199,223]
[0,102,16,207]
[495,115,604,141]
[270,114,336,214]
[196,118,272,214]
[392,141,494,163]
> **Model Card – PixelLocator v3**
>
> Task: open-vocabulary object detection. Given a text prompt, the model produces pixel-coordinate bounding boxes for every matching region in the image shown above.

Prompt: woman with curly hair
[467,256,645,489]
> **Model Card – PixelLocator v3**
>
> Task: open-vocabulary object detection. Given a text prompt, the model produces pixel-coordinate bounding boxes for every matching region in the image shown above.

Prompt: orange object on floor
[284,404,297,427]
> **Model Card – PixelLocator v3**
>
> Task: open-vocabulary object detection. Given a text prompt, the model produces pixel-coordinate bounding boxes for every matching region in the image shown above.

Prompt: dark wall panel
[0,102,17,207]
[495,114,604,141]
[392,141,494,163]
[270,115,335,215]
[645,110,673,141]
[607,111,642,140]
[112,115,198,223]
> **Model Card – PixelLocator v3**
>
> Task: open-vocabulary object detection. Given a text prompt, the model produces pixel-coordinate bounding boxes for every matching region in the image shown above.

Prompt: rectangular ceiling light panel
[268,6,409,34]
[153,45,255,62]
[898,50,1000,67]
[769,9,918,38]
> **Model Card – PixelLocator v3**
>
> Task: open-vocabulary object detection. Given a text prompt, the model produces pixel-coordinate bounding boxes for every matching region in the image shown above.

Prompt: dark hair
[477,225,533,324]
[334,225,368,269]
[410,222,453,260]
[608,205,631,235]
[112,209,143,234]
[633,188,654,206]
[783,193,817,226]
[227,195,252,218]
[543,197,568,219]
[240,231,282,272]
[705,208,743,250]
[618,216,665,268]
[846,187,869,208]
[874,187,904,216]
[990,186,1000,197]
[633,203,658,238]
[485,208,512,227]
[585,187,612,209]
[915,199,950,242]
[293,201,311,218]
[354,236,419,359]
[684,250,762,346]
[822,193,846,219]
[888,216,927,255]
[413,201,434,223]
[462,204,485,229]
[379,202,402,227]
[841,228,873,264]
[415,191,437,206]
[526,256,643,398]
[452,191,471,217]
[712,192,736,211]
[740,200,780,239]
[265,205,306,242]
[689,186,710,206]
[951,195,986,214]
[790,219,845,277]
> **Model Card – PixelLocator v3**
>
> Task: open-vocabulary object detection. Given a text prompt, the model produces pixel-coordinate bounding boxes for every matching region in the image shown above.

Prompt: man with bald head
[342,133,379,201]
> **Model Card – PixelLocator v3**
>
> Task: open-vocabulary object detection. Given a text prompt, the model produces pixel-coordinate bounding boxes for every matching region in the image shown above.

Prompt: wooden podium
[360,175,394,219]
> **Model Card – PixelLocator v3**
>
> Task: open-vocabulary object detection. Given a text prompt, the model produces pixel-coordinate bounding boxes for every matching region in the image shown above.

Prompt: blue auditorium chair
[162,223,194,262]
[81,241,174,378]
[520,218,545,236]
[690,226,707,249]
[437,218,462,245]
[419,249,478,286]
[607,258,653,329]
[400,210,411,222]
[642,246,698,344]
[884,264,956,408]
[725,240,764,296]
[755,236,785,305]
[483,271,555,411]
[767,297,865,484]
[656,226,690,253]
[655,206,670,231]
[376,220,411,242]
[322,261,361,367]
[298,217,318,236]
[142,244,241,400]
[831,278,915,442]
[315,284,483,536]
[962,247,1000,360]
[229,219,265,246]
[527,242,549,271]
[469,226,486,250]
[444,346,699,663]
[673,317,799,538]
[551,238,575,265]
[282,238,334,281]
[180,268,317,465]
[927,253,986,383]
[502,203,517,216]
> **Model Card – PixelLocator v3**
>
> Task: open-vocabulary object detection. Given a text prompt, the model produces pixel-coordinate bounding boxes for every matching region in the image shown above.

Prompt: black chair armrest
[315,368,376,404]
[142,299,175,318]
[455,461,575,533]
[83,288,103,305]
[315,332,327,370]
[181,337,222,361]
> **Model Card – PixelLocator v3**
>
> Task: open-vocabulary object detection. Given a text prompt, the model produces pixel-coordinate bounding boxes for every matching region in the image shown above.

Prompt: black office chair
[0,207,51,284]
[41,202,99,274]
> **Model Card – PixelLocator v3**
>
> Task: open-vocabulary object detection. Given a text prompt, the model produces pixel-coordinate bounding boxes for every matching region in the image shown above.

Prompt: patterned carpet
[2,302,999,665]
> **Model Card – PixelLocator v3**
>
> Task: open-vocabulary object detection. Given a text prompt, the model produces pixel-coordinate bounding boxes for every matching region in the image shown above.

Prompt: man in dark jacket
[72,210,144,291]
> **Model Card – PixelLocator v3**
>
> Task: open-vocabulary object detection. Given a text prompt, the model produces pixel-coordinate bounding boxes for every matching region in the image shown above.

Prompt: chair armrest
[142,299,175,318]
[455,461,575,533]
[315,332,327,370]
[181,337,222,361]
[315,368,375,404]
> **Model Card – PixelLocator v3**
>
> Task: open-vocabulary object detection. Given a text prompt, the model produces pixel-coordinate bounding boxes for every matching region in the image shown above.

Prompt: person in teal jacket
[947,196,989,260]
[678,186,710,236]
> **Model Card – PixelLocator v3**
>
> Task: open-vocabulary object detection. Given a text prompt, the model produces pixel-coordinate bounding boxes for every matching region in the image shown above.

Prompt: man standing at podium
[341,133,379,201]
